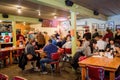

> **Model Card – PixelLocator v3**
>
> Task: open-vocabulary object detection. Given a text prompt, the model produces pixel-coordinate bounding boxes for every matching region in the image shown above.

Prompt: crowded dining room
[0,0,120,80]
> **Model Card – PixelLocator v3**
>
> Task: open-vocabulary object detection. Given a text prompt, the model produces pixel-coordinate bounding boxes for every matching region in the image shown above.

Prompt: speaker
[2,14,9,18]
[39,18,43,22]
[65,0,74,7]
[93,10,99,15]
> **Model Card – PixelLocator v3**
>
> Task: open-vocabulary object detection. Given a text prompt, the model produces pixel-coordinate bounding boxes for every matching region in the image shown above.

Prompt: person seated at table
[25,39,39,71]
[40,39,58,74]
[105,38,115,52]
[76,36,91,57]
[96,35,107,52]
[62,36,72,49]
[92,40,99,54]
[114,43,120,57]
[16,36,26,47]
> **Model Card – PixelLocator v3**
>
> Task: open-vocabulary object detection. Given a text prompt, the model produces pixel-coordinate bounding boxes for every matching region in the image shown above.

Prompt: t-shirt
[4,35,10,42]
[43,43,58,58]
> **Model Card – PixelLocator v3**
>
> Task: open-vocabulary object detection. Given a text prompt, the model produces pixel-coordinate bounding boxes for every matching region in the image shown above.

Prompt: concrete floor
[0,62,81,80]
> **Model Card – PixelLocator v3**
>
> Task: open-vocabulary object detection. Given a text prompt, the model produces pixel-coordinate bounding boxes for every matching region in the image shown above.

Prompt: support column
[12,21,16,46]
[70,11,77,57]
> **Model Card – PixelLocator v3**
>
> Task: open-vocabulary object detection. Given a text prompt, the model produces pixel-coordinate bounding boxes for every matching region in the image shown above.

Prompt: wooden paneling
[72,0,120,16]
[0,0,69,20]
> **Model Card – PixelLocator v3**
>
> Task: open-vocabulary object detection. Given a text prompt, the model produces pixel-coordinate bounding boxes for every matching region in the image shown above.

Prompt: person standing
[43,32,50,44]
[115,28,120,44]
[83,29,91,40]
[103,29,113,41]
[92,29,99,39]
[36,32,45,49]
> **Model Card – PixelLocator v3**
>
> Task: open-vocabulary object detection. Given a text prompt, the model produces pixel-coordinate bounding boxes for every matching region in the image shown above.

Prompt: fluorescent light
[54,16,57,19]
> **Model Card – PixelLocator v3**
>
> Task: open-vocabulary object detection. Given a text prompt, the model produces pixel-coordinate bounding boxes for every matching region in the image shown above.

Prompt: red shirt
[4,35,10,42]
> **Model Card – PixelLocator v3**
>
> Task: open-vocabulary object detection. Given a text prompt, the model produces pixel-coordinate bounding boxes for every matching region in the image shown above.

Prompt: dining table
[78,55,120,80]
[0,47,25,64]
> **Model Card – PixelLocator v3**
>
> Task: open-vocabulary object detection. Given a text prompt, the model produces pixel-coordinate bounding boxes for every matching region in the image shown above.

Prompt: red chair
[57,48,64,55]
[64,48,71,54]
[13,49,24,63]
[86,66,104,80]
[78,56,87,61]
[0,73,8,80]
[12,76,27,80]
[48,52,61,73]
[63,48,72,62]
[0,51,9,66]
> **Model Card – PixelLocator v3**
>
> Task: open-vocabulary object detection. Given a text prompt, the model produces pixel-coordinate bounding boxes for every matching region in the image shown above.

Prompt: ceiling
[0,0,120,21]
[72,0,120,16]
[0,0,70,20]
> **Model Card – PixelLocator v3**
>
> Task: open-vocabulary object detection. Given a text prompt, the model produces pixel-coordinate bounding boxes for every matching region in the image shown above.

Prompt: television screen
[116,25,120,29]
[1,32,12,40]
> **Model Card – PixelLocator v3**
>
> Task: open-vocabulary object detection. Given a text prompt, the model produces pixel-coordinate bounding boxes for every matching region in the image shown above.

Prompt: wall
[76,18,107,35]
[30,23,59,36]
[15,23,31,35]
[30,18,107,37]
[108,15,120,25]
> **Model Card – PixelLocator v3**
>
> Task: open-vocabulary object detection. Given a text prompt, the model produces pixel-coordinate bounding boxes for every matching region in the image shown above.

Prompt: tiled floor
[0,62,81,80]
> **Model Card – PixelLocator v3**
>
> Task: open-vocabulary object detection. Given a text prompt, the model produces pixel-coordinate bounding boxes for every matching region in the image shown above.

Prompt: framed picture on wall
[108,21,114,28]
[77,30,84,38]
[98,24,105,29]
[92,23,98,29]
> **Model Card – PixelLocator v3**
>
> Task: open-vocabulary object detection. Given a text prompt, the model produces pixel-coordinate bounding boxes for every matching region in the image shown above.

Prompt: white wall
[29,18,107,37]
[108,15,120,25]
[30,23,59,36]
[76,18,107,35]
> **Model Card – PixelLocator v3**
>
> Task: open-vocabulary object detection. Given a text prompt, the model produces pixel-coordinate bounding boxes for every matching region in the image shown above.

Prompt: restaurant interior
[0,0,120,80]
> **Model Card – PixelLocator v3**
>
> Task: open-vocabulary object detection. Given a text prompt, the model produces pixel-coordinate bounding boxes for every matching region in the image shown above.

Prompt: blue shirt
[43,43,58,58]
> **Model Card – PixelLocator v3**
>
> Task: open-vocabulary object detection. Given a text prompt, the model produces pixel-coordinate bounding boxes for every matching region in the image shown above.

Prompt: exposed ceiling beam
[28,0,107,20]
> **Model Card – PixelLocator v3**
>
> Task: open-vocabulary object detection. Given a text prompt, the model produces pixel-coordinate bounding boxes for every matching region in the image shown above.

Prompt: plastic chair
[12,76,27,80]
[86,66,104,80]
[63,48,72,62]
[78,56,87,61]
[48,52,61,74]
[46,53,61,80]
[0,73,8,80]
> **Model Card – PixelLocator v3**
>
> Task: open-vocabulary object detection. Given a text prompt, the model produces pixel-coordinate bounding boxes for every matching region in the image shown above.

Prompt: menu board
[42,19,59,27]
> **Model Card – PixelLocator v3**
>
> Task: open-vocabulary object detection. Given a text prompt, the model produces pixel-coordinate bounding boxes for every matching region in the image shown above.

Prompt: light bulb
[54,16,57,19]
[18,9,22,13]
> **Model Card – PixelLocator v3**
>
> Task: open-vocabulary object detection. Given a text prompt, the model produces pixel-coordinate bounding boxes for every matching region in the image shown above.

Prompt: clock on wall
[60,21,70,31]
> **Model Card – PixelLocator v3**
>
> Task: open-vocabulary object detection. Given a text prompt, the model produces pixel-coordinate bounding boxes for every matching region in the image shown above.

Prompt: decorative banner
[42,19,59,27]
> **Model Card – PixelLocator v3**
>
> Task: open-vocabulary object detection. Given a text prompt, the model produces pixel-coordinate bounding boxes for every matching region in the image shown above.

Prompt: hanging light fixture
[54,15,57,19]
[17,6,22,14]
[37,10,41,16]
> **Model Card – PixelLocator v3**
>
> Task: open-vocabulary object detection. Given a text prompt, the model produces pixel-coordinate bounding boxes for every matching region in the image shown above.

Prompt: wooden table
[79,56,120,80]
[0,47,24,64]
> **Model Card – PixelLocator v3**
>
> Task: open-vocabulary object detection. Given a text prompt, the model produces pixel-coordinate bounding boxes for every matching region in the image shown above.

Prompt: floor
[0,62,81,80]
